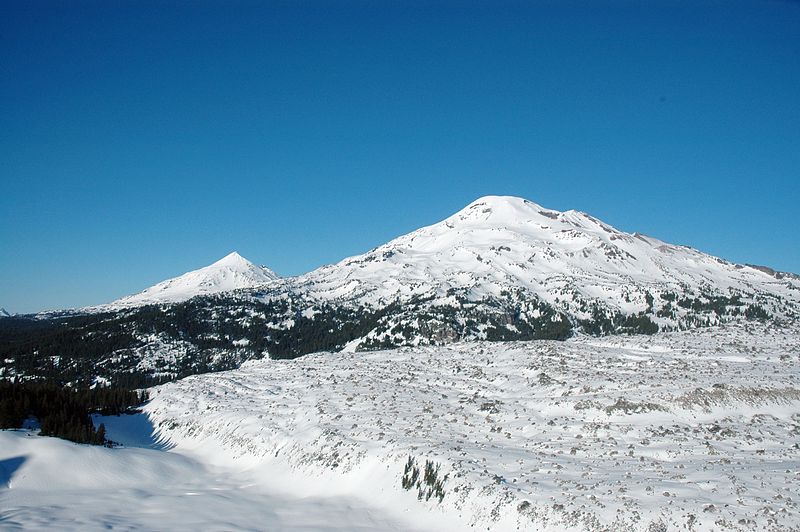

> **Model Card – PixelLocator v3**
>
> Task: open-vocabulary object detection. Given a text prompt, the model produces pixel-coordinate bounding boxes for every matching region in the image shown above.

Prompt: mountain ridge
[288,195,797,311]
[93,195,798,315]
[5,195,798,387]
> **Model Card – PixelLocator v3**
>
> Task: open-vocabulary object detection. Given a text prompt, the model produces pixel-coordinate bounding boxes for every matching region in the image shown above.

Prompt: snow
[77,197,799,329]
[287,196,800,320]
[8,196,800,529]
[0,425,434,531]
[102,251,279,308]
[135,321,800,531]
[3,322,799,530]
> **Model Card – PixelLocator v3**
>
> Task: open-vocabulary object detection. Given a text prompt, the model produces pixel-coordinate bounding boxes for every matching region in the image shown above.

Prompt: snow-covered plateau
[4,322,795,530]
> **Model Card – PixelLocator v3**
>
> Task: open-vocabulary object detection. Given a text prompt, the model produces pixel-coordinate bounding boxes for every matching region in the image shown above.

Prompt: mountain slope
[110,252,278,307]
[295,195,797,310]
[3,196,798,386]
[282,196,798,347]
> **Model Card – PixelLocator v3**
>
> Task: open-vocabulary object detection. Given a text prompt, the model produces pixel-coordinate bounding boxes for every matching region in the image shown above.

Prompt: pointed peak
[108,251,278,307]
[212,251,253,268]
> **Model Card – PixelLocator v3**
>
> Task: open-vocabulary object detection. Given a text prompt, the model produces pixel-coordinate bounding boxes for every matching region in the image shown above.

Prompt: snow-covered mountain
[5,196,798,386]
[295,195,798,313]
[275,195,798,348]
[95,196,800,322]
[110,251,278,307]
[0,308,12,318]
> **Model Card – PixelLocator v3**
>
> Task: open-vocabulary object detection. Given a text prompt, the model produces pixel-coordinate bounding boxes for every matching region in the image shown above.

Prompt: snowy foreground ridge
[135,322,800,531]
[0,429,425,531]
[1,323,799,530]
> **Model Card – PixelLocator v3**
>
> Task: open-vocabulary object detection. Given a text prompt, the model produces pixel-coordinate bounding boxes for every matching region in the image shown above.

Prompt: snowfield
[142,322,800,531]
[0,427,430,531]
[2,322,799,531]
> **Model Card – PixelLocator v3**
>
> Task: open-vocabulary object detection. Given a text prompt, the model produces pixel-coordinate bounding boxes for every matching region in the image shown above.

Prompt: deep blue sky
[1,1,798,313]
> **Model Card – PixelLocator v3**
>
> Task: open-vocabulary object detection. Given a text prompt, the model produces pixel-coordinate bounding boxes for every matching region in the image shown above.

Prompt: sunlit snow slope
[145,322,800,531]
[293,195,799,315]
[110,251,278,307]
[0,430,426,531]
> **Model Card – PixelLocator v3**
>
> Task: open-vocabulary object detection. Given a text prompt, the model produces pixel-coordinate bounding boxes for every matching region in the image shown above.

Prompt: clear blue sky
[1,1,798,313]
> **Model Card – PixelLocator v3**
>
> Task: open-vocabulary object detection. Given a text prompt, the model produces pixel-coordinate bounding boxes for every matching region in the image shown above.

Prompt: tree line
[0,379,148,445]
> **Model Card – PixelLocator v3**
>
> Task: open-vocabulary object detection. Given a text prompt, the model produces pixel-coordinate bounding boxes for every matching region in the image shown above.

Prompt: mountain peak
[212,251,252,268]
[469,194,537,206]
[296,194,800,321]
[108,252,278,308]
[465,195,546,211]
[448,195,558,226]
